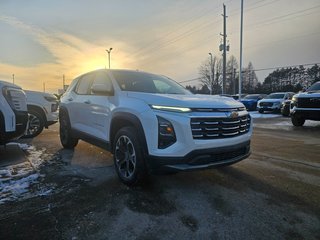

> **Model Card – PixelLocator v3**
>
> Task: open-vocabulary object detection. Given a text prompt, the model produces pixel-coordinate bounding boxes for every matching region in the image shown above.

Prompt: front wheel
[24,109,44,138]
[113,127,147,186]
[59,112,78,149]
[291,115,305,126]
[258,109,264,113]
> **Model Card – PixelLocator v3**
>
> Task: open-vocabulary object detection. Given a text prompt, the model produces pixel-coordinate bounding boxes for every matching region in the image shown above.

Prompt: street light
[106,48,113,69]
[208,53,213,95]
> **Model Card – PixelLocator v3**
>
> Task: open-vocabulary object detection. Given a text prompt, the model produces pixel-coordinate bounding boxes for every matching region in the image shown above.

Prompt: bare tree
[226,55,238,94]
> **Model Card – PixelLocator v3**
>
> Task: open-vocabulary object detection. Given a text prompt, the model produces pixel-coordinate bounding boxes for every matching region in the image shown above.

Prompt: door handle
[68,98,73,101]
[84,100,91,104]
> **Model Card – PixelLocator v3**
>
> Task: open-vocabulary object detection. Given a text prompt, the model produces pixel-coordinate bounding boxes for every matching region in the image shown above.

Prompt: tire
[113,126,147,186]
[59,112,78,149]
[291,115,305,126]
[258,109,264,113]
[24,109,44,138]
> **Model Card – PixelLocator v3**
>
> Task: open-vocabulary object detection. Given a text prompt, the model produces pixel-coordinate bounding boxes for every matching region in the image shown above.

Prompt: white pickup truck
[60,69,252,185]
[0,80,28,145]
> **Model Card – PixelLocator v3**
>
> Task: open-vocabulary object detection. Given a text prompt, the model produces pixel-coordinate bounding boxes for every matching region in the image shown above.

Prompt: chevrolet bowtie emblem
[229,111,239,118]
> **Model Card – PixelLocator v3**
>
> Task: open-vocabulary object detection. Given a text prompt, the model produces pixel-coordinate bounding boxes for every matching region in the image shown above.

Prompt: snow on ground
[274,120,320,127]
[0,143,55,204]
[249,111,281,119]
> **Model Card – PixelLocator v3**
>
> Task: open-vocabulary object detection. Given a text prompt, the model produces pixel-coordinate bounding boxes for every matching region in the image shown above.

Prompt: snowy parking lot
[0,112,320,239]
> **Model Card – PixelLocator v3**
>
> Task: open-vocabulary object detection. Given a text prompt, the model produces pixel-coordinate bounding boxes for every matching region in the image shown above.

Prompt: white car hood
[126,92,244,109]
[259,98,283,103]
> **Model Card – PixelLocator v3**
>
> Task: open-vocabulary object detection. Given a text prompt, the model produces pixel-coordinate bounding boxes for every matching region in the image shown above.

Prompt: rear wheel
[113,127,147,186]
[24,109,44,138]
[291,115,305,126]
[59,112,78,149]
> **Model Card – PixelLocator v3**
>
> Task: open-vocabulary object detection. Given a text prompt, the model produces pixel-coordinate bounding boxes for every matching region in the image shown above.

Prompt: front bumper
[0,111,28,144]
[257,105,280,112]
[291,108,320,121]
[146,140,250,173]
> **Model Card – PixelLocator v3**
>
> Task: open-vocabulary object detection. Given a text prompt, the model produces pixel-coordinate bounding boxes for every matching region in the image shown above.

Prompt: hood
[0,80,22,89]
[258,98,283,103]
[241,99,257,103]
[126,92,244,109]
[294,92,320,98]
[25,90,55,98]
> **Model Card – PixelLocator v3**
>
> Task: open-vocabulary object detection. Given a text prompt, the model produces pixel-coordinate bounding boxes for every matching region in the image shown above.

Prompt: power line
[179,62,320,84]
[128,0,270,62]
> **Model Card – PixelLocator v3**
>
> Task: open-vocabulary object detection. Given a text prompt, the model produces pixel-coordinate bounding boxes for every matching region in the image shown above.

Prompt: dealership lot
[0,114,320,240]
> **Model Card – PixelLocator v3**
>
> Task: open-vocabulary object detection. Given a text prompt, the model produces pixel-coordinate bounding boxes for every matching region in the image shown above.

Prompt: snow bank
[0,143,55,204]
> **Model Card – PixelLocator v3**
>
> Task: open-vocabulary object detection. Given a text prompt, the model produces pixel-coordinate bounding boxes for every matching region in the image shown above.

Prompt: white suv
[0,80,28,145]
[24,90,59,138]
[257,92,295,113]
[60,69,252,185]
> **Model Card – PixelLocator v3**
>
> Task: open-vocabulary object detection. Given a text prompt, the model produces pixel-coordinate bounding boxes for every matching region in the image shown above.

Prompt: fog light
[157,116,176,149]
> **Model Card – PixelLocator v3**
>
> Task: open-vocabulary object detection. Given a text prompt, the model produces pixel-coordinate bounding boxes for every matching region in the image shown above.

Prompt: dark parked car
[240,94,267,111]
[290,81,320,126]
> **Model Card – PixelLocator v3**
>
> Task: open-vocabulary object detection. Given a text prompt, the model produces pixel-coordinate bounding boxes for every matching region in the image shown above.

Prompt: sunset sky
[0,0,320,93]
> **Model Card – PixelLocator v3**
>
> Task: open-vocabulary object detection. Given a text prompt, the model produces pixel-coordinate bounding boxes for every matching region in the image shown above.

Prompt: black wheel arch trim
[110,112,149,155]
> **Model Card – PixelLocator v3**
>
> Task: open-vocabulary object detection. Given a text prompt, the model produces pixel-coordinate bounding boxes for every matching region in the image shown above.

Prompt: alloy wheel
[115,135,136,179]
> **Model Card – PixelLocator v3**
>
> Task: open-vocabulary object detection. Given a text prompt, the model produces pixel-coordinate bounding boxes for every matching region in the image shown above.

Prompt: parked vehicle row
[0,81,59,144]
[237,82,320,126]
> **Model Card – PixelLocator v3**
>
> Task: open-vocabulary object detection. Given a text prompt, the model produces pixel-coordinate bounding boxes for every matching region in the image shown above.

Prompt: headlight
[291,97,297,108]
[44,96,57,102]
[157,116,176,149]
[151,105,191,113]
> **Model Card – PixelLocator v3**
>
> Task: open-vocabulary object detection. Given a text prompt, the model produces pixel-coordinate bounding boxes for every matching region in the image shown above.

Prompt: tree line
[186,55,319,94]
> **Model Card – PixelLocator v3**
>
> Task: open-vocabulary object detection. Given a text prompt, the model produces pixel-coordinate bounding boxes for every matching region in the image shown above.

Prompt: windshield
[307,82,320,91]
[243,94,259,100]
[265,93,285,99]
[112,71,190,95]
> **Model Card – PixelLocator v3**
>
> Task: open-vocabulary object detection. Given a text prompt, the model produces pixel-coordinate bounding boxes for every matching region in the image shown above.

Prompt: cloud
[0,15,133,92]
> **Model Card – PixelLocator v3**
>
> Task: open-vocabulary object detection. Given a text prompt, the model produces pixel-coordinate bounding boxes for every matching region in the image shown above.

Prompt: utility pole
[239,0,244,100]
[208,53,213,95]
[233,68,236,95]
[43,82,46,93]
[63,74,65,91]
[12,74,15,84]
[220,4,229,95]
[106,48,113,69]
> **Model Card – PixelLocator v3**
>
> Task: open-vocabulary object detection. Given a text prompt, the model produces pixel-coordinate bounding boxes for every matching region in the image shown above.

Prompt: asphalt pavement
[0,114,319,240]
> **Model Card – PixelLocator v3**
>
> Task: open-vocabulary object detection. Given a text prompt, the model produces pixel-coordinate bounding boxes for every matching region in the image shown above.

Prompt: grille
[9,90,27,111]
[191,115,251,139]
[297,98,320,108]
[260,102,273,107]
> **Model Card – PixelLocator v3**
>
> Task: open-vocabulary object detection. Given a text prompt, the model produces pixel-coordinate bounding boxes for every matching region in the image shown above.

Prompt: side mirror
[91,83,114,96]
